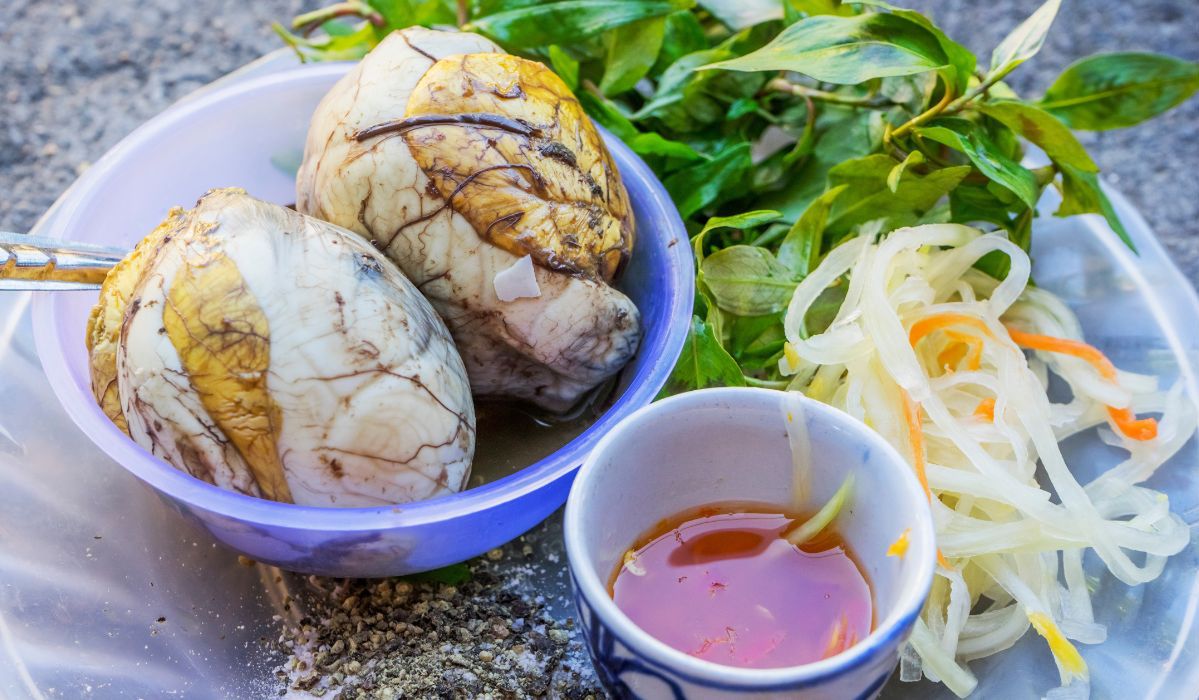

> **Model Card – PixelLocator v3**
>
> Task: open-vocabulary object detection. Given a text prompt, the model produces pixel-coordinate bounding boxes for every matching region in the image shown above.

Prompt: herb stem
[292,1,380,33]
[888,87,953,142]
[745,376,791,389]
[456,0,468,27]
[766,78,891,108]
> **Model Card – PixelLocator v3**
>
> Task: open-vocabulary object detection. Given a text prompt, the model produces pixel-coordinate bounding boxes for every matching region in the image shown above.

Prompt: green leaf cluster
[275,0,1198,395]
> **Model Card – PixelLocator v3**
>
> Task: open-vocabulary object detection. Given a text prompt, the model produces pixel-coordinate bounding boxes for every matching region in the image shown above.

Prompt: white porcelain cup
[564,387,936,699]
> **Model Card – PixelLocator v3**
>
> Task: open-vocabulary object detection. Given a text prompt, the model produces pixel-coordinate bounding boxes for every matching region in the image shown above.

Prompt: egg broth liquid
[609,503,873,669]
[466,400,594,485]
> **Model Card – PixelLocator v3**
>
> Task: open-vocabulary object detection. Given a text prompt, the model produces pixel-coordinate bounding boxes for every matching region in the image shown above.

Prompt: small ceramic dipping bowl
[564,387,936,699]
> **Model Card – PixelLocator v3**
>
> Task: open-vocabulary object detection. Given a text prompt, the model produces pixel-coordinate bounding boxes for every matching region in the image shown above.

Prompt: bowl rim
[563,386,937,688]
[31,64,694,530]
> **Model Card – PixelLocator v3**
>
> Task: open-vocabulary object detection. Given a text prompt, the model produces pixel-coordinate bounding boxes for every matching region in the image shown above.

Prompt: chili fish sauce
[609,503,873,669]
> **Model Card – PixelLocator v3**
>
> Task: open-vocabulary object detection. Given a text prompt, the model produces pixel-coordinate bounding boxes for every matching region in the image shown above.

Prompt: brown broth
[467,400,594,485]
[609,503,873,669]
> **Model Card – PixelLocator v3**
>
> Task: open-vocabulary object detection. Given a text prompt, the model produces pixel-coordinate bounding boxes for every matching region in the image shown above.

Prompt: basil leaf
[728,313,787,370]
[886,150,924,192]
[1039,52,1199,131]
[778,185,846,276]
[760,107,885,221]
[989,0,1061,76]
[655,11,708,74]
[1056,164,1134,251]
[785,0,855,21]
[470,0,540,18]
[693,210,784,264]
[601,17,667,95]
[803,283,848,338]
[917,125,1040,209]
[698,0,782,30]
[466,0,693,48]
[826,154,971,234]
[659,316,747,397]
[547,45,580,90]
[274,21,376,62]
[976,101,1096,172]
[950,181,1023,230]
[702,13,948,84]
[702,246,798,315]
[628,132,705,161]
[578,91,639,141]
[856,0,975,93]
[370,0,456,28]
[664,142,753,217]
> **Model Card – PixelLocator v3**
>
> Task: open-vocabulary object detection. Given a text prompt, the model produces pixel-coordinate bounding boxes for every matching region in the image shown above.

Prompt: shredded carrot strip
[1005,327,1117,379]
[974,397,996,421]
[1006,327,1158,441]
[901,391,932,502]
[901,390,954,570]
[909,313,993,347]
[1107,407,1158,441]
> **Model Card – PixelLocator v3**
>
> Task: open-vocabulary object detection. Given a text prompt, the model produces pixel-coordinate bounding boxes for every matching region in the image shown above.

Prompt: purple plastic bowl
[31,65,693,577]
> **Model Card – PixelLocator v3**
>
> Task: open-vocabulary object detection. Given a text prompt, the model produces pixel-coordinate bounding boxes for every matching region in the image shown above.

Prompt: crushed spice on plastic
[274,546,601,698]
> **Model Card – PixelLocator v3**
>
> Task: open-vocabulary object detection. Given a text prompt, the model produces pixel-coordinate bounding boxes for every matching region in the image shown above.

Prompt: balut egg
[296,27,641,412]
[86,188,475,507]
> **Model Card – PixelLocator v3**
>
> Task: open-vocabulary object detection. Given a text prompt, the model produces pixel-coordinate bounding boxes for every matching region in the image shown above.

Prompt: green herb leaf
[976,101,1096,172]
[826,154,971,234]
[886,150,925,192]
[601,17,667,95]
[727,97,760,120]
[785,0,855,21]
[1039,52,1199,131]
[728,313,787,369]
[1056,163,1134,251]
[273,20,377,62]
[698,0,782,30]
[701,246,798,315]
[916,125,1040,209]
[659,316,747,397]
[655,10,707,73]
[856,0,975,93]
[760,107,885,221]
[466,0,693,48]
[803,283,848,338]
[778,185,846,276]
[989,0,1061,77]
[547,45,580,90]
[664,142,753,217]
[629,132,705,161]
[470,0,540,18]
[702,13,949,84]
[370,0,457,28]
[693,210,783,264]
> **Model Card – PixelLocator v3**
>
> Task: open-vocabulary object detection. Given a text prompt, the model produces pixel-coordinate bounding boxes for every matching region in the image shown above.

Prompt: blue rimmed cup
[564,387,936,699]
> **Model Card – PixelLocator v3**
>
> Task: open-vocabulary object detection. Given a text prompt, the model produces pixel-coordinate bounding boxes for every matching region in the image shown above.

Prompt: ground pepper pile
[274,547,602,698]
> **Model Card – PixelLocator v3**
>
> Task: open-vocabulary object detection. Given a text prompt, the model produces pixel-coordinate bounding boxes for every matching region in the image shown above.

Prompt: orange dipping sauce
[609,503,872,669]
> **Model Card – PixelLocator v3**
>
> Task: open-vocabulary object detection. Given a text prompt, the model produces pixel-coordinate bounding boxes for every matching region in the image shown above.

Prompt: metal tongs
[0,232,129,290]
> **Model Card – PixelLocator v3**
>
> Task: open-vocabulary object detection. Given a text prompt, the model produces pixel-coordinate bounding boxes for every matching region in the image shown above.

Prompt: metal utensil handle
[0,232,130,291]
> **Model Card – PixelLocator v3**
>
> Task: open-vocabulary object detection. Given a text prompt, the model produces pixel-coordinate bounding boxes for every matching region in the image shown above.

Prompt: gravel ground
[1,1,1196,280]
